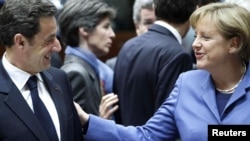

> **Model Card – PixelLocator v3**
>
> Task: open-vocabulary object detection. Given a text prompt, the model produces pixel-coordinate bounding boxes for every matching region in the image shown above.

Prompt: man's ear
[14,33,25,49]
[228,36,240,53]
[135,24,140,36]
[79,27,88,37]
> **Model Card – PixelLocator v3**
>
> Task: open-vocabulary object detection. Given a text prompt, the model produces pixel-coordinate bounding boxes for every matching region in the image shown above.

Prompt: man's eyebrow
[46,34,57,40]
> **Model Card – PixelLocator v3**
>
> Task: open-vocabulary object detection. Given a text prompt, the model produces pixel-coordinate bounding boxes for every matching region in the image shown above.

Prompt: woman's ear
[228,36,240,53]
[79,27,88,37]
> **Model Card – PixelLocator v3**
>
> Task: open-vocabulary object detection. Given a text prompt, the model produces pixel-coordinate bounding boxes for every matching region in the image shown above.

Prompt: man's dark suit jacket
[113,24,193,126]
[0,60,83,141]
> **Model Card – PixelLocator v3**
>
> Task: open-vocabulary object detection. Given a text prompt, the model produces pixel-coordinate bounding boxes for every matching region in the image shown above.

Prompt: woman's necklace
[216,62,246,94]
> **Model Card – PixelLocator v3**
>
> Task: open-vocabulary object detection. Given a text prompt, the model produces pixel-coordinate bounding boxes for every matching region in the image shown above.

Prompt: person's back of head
[0,0,56,48]
[154,0,198,24]
[58,0,116,47]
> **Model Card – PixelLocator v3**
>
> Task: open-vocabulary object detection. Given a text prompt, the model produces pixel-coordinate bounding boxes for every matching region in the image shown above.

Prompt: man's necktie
[27,76,59,141]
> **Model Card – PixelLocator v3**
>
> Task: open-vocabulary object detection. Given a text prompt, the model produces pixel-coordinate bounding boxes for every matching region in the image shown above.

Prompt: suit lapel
[4,82,50,141]
[225,63,250,112]
[66,55,102,96]
[0,60,69,141]
[201,74,221,122]
[83,64,102,96]
[41,71,67,141]
[202,63,250,121]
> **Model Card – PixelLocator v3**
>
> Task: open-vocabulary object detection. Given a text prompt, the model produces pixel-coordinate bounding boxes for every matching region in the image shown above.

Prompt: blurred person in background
[101,0,156,120]
[105,0,156,70]
[112,0,195,126]
[58,0,116,115]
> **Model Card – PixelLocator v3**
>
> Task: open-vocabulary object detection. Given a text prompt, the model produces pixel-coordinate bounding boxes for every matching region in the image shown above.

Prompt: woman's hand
[74,101,89,126]
[99,93,119,119]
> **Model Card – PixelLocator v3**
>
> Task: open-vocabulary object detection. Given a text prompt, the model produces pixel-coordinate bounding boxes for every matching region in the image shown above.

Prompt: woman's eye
[202,36,210,40]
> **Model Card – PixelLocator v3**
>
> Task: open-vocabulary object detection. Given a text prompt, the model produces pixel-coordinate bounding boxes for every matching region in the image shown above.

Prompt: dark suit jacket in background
[0,60,83,141]
[113,24,193,126]
[61,55,102,115]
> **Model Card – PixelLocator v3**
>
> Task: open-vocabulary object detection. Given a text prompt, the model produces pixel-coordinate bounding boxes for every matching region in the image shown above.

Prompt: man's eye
[143,21,154,25]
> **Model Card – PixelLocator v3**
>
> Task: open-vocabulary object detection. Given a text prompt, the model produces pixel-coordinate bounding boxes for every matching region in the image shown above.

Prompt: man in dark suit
[105,0,156,70]
[113,0,196,126]
[0,0,83,140]
[0,0,3,8]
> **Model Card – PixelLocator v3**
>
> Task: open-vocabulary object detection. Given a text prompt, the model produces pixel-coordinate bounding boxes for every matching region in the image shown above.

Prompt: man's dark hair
[0,0,57,47]
[198,0,220,7]
[154,0,198,24]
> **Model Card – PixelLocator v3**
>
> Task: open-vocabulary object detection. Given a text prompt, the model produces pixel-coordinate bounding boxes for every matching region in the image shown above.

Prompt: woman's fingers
[99,93,119,119]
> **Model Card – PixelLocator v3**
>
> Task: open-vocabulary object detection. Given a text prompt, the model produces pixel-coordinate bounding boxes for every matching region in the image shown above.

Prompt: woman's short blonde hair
[190,3,250,61]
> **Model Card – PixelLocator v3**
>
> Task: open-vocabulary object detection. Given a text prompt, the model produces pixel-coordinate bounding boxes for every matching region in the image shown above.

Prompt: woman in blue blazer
[75,2,250,141]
